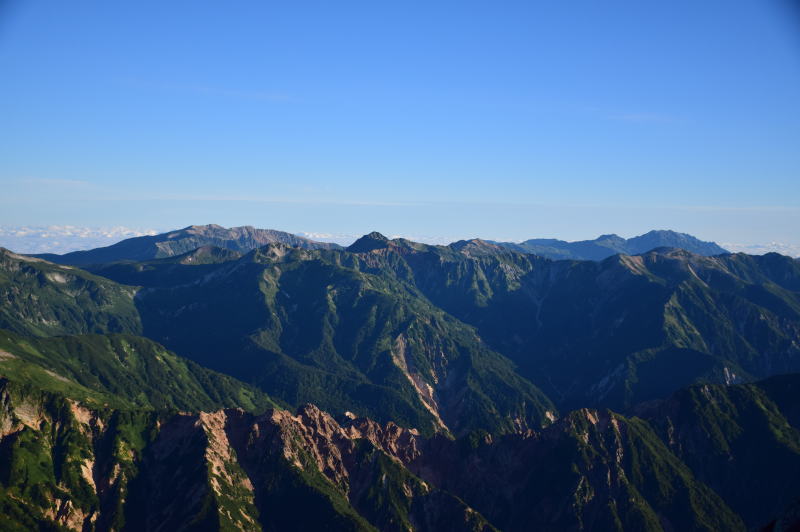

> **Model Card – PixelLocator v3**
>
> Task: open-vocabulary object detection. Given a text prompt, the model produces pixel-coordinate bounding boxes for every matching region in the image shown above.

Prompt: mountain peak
[347,232,391,253]
[365,231,389,240]
[450,238,505,256]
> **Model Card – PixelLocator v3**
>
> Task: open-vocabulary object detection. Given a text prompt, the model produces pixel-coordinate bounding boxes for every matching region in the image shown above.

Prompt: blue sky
[1,0,798,246]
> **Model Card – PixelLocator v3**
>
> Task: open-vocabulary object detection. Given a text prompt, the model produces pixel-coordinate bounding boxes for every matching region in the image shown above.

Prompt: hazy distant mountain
[494,229,728,260]
[31,224,340,265]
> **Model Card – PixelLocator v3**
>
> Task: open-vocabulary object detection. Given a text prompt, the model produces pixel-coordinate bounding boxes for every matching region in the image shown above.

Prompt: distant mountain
[494,229,728,260]
[30,224,341,265]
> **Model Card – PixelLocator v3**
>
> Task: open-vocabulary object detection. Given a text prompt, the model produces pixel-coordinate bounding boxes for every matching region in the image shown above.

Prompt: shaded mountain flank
[0,329,279,413]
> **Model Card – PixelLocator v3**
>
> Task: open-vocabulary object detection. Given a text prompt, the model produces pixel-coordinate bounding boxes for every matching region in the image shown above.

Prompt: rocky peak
[346,231,391,253]
[596,233,624,243]
[450,238,506,257]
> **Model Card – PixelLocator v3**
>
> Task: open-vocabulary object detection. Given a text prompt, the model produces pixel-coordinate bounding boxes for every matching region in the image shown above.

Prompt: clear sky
[1,0,799,247]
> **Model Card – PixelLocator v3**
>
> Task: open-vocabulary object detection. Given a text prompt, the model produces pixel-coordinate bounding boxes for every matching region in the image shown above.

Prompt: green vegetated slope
[408,409,743,532]
[637,374,800,528]
[128,244,556,437]
[405,374,800,530]
[7,233,800,434]
[0,248,141,337]
[329,236,800,411]
[4,244,556,438]
[86,245,244,287]
[73,233,800,428]
[0,329,279,412]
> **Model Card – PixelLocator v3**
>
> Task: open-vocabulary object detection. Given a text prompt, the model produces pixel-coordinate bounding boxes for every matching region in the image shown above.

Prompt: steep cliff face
[405,409,742,532]
[0,379,492,531]
[0,377,755,532]
[0,379,160,531]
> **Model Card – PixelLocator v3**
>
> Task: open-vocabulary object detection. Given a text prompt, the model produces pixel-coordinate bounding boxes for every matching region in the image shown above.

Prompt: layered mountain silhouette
[493,229,728,260]
[1,225,799,531]
[31,224,340,265]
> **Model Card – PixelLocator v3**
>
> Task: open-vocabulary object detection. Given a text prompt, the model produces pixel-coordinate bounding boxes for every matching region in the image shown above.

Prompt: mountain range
[32,224,340,266]
[1,223,799,531]
[492,230,728,260]
[29,225,728,265]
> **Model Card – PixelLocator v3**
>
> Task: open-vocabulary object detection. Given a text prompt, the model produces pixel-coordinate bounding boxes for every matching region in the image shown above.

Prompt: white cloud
[721,242,800,258]
[0,226,159,254]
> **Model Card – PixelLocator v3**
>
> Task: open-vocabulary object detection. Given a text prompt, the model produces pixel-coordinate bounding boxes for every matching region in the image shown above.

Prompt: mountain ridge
[492,229,728,260]
[29,224,341,265]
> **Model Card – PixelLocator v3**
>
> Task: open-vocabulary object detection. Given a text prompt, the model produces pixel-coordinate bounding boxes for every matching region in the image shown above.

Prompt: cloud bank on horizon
[0,226,159,255]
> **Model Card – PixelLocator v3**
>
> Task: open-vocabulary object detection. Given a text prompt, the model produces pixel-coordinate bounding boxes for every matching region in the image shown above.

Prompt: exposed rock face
[0,378,754,531]
[405,408,742,532]
[0,380,488,531]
